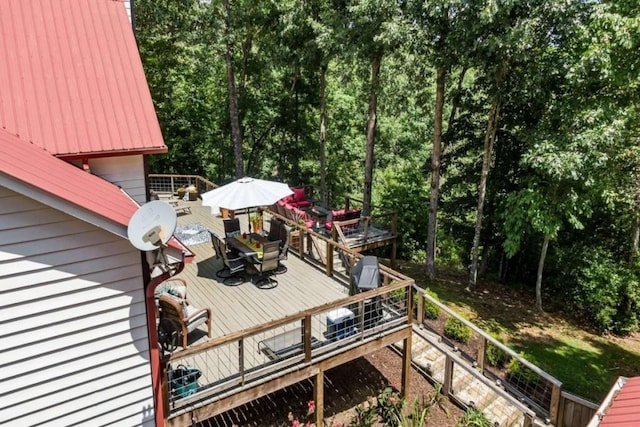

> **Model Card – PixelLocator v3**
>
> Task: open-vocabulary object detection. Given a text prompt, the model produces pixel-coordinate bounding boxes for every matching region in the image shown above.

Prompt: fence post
[170,176,175,195]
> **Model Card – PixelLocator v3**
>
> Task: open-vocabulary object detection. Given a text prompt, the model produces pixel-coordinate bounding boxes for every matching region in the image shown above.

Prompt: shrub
[444,317,472,344]
[485,341,508,368]
[507,357,539,385]
[423,289,442,320]
[456,407,492,427]
[376,386,405,426]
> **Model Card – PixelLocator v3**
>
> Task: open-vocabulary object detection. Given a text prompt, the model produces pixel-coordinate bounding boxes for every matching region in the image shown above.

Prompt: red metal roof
[0,128,138,228]
[0,0,167,158]
[599,377,640,427]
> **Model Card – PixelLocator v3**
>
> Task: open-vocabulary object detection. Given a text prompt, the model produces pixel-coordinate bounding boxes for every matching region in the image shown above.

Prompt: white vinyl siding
[89,155,147,205]
[0,187,154,426]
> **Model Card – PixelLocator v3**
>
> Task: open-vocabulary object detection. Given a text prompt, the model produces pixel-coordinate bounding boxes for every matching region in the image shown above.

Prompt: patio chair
[223,218,241,238]
[267,217,281,242]
[158,294,212,349]
[250,240,280,289]
[215,236,246,286]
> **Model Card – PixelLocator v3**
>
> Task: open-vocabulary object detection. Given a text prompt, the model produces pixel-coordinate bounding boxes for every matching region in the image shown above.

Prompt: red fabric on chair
[292,187,306,202]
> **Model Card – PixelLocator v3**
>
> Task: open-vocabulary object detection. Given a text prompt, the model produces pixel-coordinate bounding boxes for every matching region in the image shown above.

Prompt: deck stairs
[396,328,550,427]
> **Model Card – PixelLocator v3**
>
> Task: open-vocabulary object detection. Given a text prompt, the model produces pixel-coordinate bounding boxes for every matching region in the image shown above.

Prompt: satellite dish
[127,201,177,251]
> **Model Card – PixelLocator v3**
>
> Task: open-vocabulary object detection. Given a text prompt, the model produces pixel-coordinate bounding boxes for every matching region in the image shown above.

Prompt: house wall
[124,0,132,23]
[0,187,154,426]
[89,155,147,205]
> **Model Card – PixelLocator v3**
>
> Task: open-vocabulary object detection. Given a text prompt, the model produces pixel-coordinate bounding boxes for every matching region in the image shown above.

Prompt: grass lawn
[398,261,640,403]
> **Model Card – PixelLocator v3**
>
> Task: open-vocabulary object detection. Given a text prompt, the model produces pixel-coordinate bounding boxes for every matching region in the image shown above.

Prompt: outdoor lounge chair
[158,294,212,349]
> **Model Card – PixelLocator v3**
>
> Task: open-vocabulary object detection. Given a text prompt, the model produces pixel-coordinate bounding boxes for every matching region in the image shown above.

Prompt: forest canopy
[135,0,640,335]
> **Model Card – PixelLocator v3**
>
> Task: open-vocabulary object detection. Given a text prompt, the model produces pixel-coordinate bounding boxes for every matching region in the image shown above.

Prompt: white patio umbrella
[200,176,293,235]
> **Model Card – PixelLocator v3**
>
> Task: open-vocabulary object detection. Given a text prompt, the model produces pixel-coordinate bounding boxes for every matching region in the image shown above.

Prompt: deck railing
[413,289,566,424]
[163,280,413,417]
[342,195,398,242]
[148,174,217,197]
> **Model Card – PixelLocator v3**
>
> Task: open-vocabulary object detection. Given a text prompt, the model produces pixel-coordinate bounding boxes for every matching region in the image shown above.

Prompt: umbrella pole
[248,208,252,242]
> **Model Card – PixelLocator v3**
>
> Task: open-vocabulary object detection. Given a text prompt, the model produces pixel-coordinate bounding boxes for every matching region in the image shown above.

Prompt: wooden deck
[169,198,352,341]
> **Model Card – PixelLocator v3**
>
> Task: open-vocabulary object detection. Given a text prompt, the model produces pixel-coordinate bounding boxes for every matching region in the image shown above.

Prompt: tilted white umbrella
[201,177,293,234]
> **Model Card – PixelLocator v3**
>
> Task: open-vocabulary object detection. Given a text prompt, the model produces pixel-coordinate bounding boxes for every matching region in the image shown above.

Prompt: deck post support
[401,333,412,400]
[313,371,324,425]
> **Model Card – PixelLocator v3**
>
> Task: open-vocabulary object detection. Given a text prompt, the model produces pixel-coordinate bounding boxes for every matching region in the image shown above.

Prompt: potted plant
[176,186,186,199]
[186,185,198,201]
[250,212,262,234]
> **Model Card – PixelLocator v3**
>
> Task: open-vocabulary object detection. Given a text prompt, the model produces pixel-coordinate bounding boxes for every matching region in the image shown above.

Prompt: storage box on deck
[326,307,355,340]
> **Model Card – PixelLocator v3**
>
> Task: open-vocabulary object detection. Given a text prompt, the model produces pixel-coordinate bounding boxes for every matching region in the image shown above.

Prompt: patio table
[227,233,267,260]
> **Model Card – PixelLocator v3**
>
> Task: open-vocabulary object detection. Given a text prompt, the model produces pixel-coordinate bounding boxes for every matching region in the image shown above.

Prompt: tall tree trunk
[630,171,640,263]
[223,0,243,179]
[536,233,551,311]
[426,67,446,278]
[468,99,500,290]
[363,53,381,218]
[319,64,328,206]
[632,215,640,264]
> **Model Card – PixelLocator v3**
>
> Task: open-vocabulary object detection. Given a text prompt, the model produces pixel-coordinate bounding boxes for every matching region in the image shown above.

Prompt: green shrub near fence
[444,317,472,344]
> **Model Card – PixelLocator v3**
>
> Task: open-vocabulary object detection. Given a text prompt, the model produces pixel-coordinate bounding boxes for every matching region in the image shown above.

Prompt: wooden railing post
[443,355,454,396]
[326,240,333,277]
[170,176,175,195]
[303,316,312,362]
[416,290,424,326]
[477,336,486,371]
[550,383,562,425]
[406,284,414,325]
[298,228,305,258]
[239,337,245,385]
[357,300,365,338]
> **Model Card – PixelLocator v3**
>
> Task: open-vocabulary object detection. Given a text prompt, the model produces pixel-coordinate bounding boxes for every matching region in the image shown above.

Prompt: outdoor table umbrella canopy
[200,177,293,234]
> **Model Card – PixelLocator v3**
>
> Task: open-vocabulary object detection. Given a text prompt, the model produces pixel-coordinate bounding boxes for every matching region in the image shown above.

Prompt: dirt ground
[200,347,463,426]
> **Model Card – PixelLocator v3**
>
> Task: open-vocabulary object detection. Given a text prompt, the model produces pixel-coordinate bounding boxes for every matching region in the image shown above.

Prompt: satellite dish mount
[127,201,178,272]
